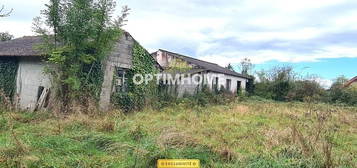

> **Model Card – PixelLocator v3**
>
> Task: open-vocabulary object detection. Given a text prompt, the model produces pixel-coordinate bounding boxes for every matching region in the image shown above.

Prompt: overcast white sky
[1,0,357,87]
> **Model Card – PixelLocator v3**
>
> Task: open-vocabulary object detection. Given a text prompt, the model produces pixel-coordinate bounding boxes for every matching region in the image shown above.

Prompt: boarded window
[212,77,219,91]
[226,79,231,90]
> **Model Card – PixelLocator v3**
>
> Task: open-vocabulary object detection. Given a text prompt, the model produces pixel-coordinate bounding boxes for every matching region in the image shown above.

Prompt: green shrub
[271,80,292,101]
[254,82,274,99]
[328,76,357,105]
[330,87,357,105]
[186,85,236,108]
[254,80,293,101]
[287,80,325,102]
[112,92,144,112]
[246,77,255,96]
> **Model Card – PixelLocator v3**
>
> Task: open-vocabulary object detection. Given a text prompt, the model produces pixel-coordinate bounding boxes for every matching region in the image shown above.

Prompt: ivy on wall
[0,57,18,98]
[34,0,124,113]
[112,42,159,112]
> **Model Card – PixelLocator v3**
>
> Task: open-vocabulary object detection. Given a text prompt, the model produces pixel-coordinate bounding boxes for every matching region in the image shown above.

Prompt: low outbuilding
[0,32,161,111]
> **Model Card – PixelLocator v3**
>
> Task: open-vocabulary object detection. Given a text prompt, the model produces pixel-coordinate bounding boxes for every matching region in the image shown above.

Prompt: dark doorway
[215,77,219,91]
[237,81,242,94]
[37,86,45,101]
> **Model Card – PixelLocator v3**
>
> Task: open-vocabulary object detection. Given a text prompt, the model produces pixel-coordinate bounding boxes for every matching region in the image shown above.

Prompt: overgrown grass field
[0,100,356,167]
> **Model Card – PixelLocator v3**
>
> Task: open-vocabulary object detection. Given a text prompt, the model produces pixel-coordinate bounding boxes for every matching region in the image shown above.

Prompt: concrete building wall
[206,72,247,93]
[176,75,201,97]
[154,51,199,70]
[108,32,134,69]
[154,49,249,97]
[13,32,136,111]
[8,32,159,112]
[155,50,170,68]
[16,57,51,111]
[99,32,135,111]
[169,72,248,97]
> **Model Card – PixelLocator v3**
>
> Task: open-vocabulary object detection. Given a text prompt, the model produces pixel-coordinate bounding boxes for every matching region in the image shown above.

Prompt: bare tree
[239,58,254,76]
[113,5,130,28]
[0,5,12,17]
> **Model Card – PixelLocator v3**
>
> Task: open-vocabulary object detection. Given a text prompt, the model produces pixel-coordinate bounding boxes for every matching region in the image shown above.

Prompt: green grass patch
[0,101,356,167]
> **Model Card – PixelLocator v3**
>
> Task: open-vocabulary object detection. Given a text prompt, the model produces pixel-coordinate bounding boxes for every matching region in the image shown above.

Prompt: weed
[0,101,355,167]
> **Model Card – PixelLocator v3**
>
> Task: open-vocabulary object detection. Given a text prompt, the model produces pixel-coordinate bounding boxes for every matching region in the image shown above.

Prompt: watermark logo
[132,73,225,86]
[157,159,200,168]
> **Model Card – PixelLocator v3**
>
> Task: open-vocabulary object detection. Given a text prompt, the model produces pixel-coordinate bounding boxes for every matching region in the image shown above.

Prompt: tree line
[230,59,357,105]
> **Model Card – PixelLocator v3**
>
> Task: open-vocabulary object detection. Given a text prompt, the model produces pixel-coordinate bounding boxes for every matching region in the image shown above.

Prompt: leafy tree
[0,5,12,17]
[287,79,325,102]
[330,76,348,89]
[254,66,296,101]
[34,0,129,113]
[327,76,357,105]
[269,66,296,81]
[0,32,13,41]
[329,76,348,103]
[41,0,61,46]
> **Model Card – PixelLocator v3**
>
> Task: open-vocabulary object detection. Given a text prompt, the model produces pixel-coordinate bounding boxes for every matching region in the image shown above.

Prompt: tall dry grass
[0,98,356,167]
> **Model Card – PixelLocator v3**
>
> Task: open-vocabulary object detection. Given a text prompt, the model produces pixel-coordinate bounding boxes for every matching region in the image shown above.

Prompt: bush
[254,66,296,101]
[287,80,325,102]
[329,86,357,105]
[271,80,292,101]
[328,76,357,105]
[253,66,332,103]
[188,85,236,107]
[254,82,274,99]
[112,92,145,112]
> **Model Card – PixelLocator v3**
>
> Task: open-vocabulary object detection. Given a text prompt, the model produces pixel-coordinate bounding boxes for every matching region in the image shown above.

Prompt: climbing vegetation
[34,0,127,113]
[112,42,159,112]
[0,57,18,99]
